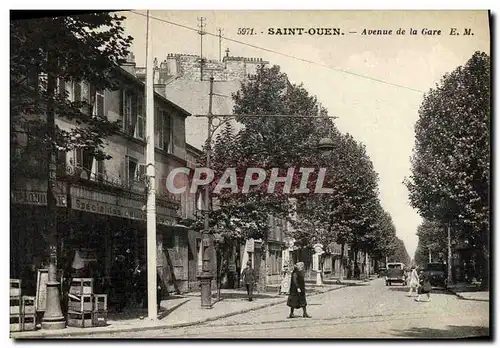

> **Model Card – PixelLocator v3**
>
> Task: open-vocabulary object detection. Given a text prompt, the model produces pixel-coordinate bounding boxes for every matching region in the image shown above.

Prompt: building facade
[10,64,194,299]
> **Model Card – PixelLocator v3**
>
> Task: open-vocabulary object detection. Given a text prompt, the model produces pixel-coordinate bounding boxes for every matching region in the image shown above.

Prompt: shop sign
[72,197,176,226]
[245,238,255,253]
[11,190,66,207]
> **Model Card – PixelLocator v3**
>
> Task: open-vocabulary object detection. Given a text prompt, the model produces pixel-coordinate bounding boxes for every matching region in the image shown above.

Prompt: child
[415,270,432,302]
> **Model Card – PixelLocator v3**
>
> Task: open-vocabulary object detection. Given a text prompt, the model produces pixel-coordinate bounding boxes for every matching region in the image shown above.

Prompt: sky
[119,10,490,258]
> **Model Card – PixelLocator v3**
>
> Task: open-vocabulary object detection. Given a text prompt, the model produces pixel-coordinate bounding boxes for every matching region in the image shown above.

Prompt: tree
[11,13,132,326]
[405,52,490,288]
[413,219,447,266]
[388,237,411,265]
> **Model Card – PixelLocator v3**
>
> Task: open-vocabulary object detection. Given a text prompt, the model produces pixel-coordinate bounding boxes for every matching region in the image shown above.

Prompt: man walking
[241,261,255,301]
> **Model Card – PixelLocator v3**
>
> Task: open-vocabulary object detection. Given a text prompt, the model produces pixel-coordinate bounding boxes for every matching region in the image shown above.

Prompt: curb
[448,290,489,302]
[12,284,352,339]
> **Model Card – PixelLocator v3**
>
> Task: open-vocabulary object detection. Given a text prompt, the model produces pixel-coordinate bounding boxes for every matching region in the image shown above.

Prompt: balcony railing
[12,158,182,208]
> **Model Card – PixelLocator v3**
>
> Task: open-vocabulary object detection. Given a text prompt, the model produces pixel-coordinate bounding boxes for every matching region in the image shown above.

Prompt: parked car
[425,262,448,289]
[377,267,387,278]
[385,262,406,286]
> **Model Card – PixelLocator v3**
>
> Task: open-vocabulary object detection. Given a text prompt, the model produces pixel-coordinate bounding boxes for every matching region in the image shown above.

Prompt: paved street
[69,278,489,339]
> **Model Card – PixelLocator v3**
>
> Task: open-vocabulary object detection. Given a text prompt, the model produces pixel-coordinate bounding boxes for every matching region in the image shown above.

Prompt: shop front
[10,180,188,311]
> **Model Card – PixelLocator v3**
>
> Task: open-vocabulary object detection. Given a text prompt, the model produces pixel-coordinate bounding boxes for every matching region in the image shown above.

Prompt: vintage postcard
[9,9,490,339]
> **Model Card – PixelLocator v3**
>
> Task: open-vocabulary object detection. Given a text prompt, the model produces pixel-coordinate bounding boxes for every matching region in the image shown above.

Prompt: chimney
[154,59,169,96]
[166,54,179,76]
[121,52,136,75]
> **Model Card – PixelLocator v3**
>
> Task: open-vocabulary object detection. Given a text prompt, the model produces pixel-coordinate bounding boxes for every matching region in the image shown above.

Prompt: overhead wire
[128,10,425,94]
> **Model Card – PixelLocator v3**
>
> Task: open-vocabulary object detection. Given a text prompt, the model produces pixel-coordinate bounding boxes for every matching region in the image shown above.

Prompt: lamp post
[195,77,337,308]
[198,77,215,309]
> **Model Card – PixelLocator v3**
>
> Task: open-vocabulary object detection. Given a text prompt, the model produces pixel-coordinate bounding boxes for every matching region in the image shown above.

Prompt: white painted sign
[312,254,319,271]
[245,239,255,253]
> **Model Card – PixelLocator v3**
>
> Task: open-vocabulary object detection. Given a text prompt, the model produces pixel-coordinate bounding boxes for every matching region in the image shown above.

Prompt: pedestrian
[241,261,255,301]
[287,262,311,318]
[406,266,420,297]
[111,255,128,312]
[354,262,361,279]
[415,270,432,302]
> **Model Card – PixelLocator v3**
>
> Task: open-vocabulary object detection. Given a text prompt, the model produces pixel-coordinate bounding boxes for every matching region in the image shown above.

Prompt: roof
[165,78,244,150]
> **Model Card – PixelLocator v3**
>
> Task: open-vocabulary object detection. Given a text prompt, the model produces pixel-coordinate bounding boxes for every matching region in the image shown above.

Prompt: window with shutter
[94,89,105,118]
[123,90,133,135]
[137,164,146,183]
[81,82,90,116]
[155,107,164,149]
[126,155,138,184]
[74,81,81,103]
[74,148,93,177]
[163,110,173,153]
[135,95,145,139]
[94,159,105,182]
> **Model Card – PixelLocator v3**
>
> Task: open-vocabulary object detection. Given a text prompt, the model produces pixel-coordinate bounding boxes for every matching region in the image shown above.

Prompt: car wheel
[385,282,388,286]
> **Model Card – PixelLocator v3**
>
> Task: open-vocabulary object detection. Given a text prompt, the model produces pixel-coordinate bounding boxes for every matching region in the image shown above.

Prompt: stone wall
[162,53,269,82]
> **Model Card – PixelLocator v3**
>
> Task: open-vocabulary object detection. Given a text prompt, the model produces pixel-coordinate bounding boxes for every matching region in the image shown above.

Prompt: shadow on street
[391,325,490,339]
[387,287,450,295]
[211,292,281,301]
[158,299,190,320]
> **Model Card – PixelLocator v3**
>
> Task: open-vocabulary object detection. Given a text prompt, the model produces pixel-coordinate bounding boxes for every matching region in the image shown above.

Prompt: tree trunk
[41,63,65,329]
[364,250,369,279]
[447,224,453,285]
[480,228,489,290]
[339,244,344,281]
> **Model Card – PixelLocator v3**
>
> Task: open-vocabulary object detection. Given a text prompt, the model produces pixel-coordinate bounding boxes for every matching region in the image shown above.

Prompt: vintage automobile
[377,267,387,278]
[385,262,406,286]
[425,262,448,289]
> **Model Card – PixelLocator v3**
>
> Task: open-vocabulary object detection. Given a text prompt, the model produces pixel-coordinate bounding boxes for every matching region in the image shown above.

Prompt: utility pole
[218,28,223,62]
[198,17,206,81]
[198,76,215,308]
[145,10,157,320]
[428,248,432,264]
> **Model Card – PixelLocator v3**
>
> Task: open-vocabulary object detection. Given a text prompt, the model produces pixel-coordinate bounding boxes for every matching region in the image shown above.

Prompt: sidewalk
[447,282,489,302]
[11,280,363,339]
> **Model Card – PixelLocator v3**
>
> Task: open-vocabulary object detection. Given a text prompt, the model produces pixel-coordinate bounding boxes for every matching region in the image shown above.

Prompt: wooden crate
[22,296,36,315]
[67,311,93,328]
[22,314,36,331]
[69,278,94,295]
[10,279,21,297]
[10,315,21,332]
[68,293,93,312]
[92,311,108,327]
[94,294,107,312]
[10,296,21,315]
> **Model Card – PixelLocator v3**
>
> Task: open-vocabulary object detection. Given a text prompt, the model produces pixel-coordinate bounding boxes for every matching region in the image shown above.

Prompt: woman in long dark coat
[287,262,311,318]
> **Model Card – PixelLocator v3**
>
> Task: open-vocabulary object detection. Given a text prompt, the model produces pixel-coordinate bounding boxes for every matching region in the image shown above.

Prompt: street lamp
[317,137,334,155]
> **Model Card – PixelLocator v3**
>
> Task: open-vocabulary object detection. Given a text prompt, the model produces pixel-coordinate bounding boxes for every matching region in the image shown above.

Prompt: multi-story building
[10,56,195,297]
